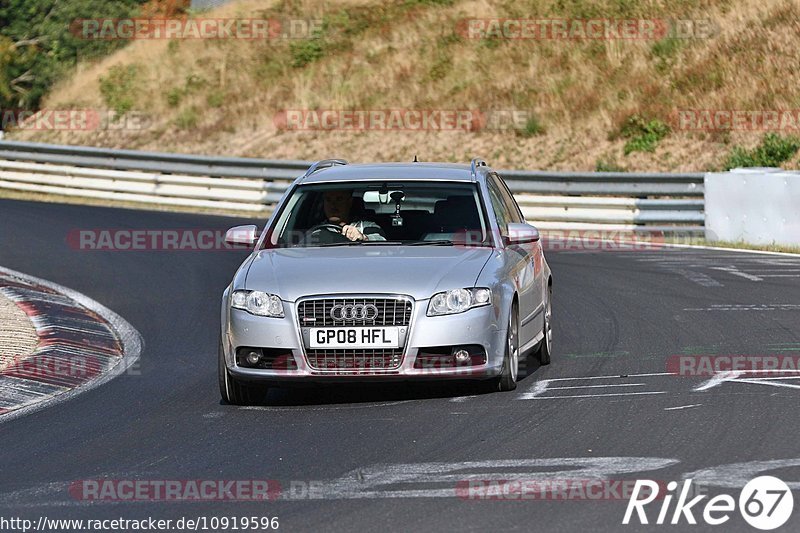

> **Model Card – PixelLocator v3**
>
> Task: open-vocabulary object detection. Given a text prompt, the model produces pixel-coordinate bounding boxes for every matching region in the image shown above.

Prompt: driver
[321,190,386,241]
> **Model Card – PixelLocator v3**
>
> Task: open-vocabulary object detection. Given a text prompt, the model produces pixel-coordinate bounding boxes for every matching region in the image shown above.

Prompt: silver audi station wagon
[219,158,553,404]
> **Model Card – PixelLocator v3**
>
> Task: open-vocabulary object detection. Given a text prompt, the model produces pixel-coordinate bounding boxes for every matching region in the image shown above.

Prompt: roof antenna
[413,154,419,162]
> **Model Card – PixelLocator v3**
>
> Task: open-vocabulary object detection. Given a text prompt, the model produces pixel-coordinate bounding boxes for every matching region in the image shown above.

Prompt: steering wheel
[304,223,348,244]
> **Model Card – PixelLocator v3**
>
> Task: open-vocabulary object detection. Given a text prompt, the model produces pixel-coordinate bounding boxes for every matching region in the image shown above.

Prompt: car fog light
[246,350,261,365]
[453,349,471,365]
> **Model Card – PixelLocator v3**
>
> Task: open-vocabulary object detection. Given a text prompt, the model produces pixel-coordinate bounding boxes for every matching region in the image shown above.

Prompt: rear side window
[487,179,511,236]
[490,173,524,224]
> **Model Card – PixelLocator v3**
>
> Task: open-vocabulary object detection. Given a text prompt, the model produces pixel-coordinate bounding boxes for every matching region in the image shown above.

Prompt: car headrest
[434,196,480,229]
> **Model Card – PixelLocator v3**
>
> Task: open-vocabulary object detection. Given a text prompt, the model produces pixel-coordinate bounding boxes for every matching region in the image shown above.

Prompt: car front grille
[297,297,412,327]
[304,349,404,371]
[298,296,412,371]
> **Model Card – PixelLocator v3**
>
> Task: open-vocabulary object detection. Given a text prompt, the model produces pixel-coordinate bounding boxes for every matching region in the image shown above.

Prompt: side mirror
[225,225,259,246]
[506,222,540,245]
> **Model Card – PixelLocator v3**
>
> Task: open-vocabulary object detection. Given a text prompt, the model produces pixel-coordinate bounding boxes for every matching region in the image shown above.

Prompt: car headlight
[231,290,284,317]
[427,288,492,316]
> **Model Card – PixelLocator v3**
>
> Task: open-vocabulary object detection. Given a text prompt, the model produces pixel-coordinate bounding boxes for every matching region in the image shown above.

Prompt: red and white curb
[0,266,142,422]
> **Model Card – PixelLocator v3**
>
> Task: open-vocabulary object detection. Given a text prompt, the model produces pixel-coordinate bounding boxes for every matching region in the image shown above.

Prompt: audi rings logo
[330,304,379,321]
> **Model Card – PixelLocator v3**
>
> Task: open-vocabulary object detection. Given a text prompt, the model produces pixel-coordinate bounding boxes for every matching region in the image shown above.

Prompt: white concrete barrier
[705,168,800,246]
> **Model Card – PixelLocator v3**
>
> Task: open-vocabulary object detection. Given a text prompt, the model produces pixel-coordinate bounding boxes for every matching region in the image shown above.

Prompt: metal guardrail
[0,140,705,232]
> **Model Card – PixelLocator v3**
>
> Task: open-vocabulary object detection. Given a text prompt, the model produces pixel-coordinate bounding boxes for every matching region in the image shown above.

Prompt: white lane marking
[0,267,143,424]
[291,457,680,499]
[668,268,723,287]
[731,370,800,373]
[527,391,666,400]
[663,404,702,411]
[759,274,800,278]
[655,243,800,258]
[545,372,673,382]
[737,375,800,380]
[548,383,645,390]
[709,266,762,281]
[687,459,800,490]
[0,458,682,505]
[694,371,739,391]
[519,374,672,400]
[522,379,551,399]
[683,304,800,312]
[449,395,476,403]
[240,400,413,411]
[695,370,800,392]
[734,379,800,390]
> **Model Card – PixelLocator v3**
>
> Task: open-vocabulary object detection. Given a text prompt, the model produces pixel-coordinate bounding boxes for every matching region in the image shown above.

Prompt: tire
[488,302,519,392]
[218,336,269,405]
[535,284,552,366]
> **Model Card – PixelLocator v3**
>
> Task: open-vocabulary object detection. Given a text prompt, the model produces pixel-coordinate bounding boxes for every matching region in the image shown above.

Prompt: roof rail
[470,157,487,179]
[302,158,348,179]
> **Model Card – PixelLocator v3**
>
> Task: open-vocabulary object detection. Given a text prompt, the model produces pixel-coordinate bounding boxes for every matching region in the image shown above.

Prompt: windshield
[264,181,490,248]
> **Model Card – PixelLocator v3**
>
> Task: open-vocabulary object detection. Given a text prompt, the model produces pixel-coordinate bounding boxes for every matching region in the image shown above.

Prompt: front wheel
[535,284,552,365]
[218,336,269,405]
[488,303,519,392]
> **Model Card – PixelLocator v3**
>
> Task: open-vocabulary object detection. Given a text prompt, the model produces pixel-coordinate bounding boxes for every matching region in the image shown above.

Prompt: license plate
[309,327,400,349]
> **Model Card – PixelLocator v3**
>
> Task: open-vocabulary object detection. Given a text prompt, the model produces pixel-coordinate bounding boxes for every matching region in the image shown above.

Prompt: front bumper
[223,296,505,383]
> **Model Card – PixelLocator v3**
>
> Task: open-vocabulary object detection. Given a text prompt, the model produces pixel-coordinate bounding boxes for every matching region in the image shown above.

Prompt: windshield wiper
[315,241,364,247]
[314,240,404,247]
[405,240,493,247]
[406,240,455,246]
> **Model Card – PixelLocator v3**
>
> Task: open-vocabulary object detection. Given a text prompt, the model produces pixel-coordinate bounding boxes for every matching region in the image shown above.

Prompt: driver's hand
[341,225,366,241]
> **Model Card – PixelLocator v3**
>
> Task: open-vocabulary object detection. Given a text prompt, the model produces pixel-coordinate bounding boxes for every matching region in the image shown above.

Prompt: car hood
[245,246,494,301]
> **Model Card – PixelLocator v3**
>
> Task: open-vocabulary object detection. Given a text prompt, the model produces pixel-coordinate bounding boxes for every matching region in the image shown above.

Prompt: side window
[492,174,524,223]
[487,179,511,236]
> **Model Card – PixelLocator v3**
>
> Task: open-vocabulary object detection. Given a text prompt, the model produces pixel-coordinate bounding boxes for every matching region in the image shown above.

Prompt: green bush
[290,33,325,68]
[517,115,545,138]
[428,54,451,81]
[99,64,139,115]
[207,91,225,108]
[723,133,800,170]
[175,107,199,129]
[166,88,182,107]
[650,37,684,73]
[595,158,625,172]
[619,115,670,154]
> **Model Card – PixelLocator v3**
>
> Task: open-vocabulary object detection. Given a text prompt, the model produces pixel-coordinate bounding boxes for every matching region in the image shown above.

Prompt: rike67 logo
[623,476,793,530]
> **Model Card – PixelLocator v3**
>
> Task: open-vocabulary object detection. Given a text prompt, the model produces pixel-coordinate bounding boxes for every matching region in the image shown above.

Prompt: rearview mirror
[506,222,540,245]
[363,190,401,204]
[225,225,259,246]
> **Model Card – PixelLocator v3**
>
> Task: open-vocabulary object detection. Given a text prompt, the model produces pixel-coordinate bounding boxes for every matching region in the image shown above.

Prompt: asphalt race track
[1,198,799,532]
